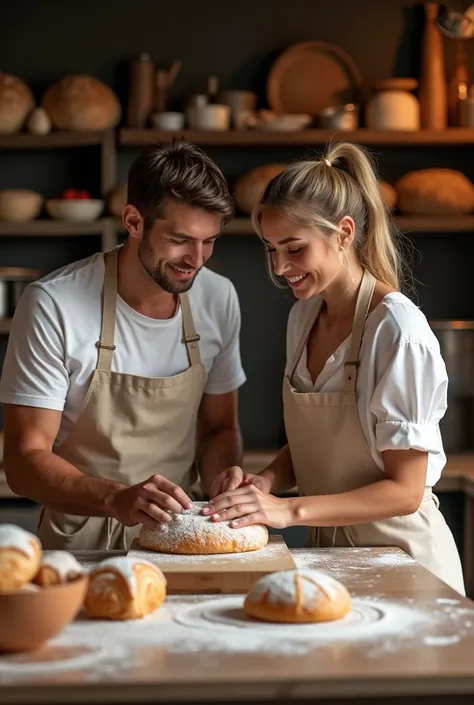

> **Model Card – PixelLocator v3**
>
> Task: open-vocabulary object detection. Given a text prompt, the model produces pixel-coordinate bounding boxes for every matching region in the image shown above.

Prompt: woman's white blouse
[285,292,448,487]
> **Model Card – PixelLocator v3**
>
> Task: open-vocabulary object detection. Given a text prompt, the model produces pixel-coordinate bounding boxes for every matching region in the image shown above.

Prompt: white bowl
[45,199,104,222]
[151,111,185,131]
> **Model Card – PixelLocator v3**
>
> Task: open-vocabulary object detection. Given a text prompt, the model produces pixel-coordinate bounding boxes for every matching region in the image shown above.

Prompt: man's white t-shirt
[0,250,247,446]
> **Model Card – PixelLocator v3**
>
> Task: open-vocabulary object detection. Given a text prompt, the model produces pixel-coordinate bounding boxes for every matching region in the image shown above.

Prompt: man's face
[137,201,222,294]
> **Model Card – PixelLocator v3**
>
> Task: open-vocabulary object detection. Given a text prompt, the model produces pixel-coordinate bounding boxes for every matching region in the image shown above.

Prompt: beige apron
[37,247,206,550]
[283,269,466,595]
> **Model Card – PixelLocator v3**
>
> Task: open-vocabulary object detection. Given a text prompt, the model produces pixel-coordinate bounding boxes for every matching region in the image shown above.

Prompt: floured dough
[139,501,268,555]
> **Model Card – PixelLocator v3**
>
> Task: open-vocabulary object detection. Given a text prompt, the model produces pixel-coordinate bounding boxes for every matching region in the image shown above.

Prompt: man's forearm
[5,448,126,517]
[197,428,243,494]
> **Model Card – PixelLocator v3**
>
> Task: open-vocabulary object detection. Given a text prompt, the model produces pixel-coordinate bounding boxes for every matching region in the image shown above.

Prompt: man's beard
[138,240,200,294]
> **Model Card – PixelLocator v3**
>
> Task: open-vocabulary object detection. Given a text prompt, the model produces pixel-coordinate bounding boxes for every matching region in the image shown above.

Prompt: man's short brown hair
[127,140,234,230]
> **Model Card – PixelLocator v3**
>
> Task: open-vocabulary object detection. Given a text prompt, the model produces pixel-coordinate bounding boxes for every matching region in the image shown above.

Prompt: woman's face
[260,207,346,300]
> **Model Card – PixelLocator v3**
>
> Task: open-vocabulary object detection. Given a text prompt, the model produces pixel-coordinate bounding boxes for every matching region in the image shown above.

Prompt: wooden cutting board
[127,534,296,594]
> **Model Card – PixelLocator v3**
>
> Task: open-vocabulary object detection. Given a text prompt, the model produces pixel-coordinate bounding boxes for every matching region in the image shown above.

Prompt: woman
[204,141,465,595]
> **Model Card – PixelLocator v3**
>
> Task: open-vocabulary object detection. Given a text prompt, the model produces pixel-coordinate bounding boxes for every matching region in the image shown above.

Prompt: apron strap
[179,292,202,367]
[96,248,118,372]
[343,268,376,394]
[288,298,324,382]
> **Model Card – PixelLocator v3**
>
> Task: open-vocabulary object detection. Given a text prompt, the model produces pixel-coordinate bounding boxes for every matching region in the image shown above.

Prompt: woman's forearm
[287,478,421,527]
[259,444,296,493]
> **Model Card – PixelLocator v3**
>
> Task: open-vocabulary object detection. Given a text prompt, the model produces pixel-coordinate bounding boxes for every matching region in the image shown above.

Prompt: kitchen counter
[2,547,474,705]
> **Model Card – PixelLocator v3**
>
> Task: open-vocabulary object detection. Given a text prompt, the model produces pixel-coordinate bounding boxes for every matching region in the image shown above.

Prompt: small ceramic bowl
[151,111,185,131]
[0,575,88,653]
[186,104,231,131]
[0,189,43,223]
[45,199,104,222]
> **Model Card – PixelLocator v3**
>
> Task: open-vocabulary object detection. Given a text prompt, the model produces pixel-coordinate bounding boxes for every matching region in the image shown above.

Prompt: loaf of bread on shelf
[34,550,84,587]
[0,72,35,134]
[139,501,269,555]
[378,180,397,211]
[244,569,352,623]
[395,168,474,215]
[0,524,42,591]
[41,74,121,132]
[84,557,167,620]
[233,164,286,215]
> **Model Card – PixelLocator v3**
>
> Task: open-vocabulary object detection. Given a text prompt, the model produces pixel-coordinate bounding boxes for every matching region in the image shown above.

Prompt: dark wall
[0,0,473,449]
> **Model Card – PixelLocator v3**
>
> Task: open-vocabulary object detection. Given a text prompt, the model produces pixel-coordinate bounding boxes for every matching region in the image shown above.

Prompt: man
[0,140,246,550]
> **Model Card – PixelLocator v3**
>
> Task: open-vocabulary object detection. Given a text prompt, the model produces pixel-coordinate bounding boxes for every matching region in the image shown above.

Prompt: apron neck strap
[96,248,118,372]
[179,292,201,366]
[344,268,376,394]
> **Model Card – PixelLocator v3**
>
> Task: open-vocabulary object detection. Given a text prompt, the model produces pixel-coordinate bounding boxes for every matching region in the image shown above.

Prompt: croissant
[0,524,42,591]
[84,557,167,620]
[34,550,84,587]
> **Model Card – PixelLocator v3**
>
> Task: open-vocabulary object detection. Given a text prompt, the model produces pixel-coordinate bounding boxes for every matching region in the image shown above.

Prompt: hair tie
[323,158,332,167]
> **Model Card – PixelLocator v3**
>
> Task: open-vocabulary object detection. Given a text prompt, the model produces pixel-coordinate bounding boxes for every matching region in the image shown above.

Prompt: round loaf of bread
[233,164,286,215]
[41,74,121,131]
[396,168,474,215]
[139,501,268,554]
[0,524,42,592]
[244,569,352,623]
[0,72,35,134]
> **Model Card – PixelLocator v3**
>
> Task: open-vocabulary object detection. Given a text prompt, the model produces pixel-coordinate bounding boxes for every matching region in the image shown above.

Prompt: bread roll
[0,72,35,134]
[84,557,166,620]
[244,569,352,623]
[42,74,121,132]
[107,181,127,216]
[139,501,268,554]
[34,550,84,587]
[233,164,286,215]
[396,168,474,215]
[378,180,397,211]
[0,524,42,592]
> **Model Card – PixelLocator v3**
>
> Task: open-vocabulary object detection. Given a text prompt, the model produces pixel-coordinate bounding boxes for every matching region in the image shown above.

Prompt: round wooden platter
[266,40,362,116]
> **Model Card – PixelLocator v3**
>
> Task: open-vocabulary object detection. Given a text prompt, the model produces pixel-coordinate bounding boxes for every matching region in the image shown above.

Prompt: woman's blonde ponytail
[325,142,400,289]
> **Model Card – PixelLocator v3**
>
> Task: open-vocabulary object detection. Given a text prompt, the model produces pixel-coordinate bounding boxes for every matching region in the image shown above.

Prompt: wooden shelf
[0,319,12,334]
[120,127,474,148]
[5,215,474,239]
[223,216,474,235]
[0,218,113,236]
[0,130,108,149]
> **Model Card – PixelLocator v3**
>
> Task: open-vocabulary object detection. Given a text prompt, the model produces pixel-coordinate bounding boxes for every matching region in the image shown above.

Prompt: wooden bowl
[0,575,88,653]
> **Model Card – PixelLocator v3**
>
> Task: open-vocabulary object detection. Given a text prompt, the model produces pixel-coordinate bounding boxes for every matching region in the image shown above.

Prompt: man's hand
[209,467,272,498]
[106,475,193,529]
[209,466,244,498]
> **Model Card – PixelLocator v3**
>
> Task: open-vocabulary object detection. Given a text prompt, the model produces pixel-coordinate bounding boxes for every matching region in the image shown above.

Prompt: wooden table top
[2,547,474,704]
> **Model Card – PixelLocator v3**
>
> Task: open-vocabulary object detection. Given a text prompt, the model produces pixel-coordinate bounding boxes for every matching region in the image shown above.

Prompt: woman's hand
[202,485,292,529]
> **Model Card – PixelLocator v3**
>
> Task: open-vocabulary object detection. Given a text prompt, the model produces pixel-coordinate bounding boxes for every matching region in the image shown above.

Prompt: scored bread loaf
[244,569,352,623]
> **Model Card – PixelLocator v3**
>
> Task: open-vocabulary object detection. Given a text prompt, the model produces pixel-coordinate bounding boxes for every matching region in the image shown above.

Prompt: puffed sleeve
[370,341,448,454]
